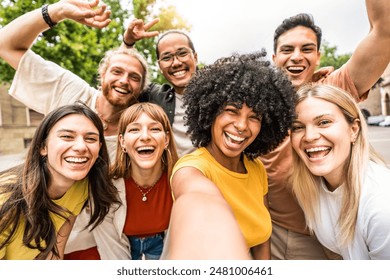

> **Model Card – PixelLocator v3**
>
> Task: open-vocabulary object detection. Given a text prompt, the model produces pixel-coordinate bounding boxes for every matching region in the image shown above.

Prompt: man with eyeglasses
[123,21,198,157]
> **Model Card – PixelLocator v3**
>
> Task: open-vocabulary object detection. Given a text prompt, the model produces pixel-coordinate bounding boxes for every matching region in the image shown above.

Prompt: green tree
[0,0,130,86]
[132,0,191,84]
[319,40,351,70]
[0,0,191,86]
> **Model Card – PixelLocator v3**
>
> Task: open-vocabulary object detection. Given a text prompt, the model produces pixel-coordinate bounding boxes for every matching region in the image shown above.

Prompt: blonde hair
[110,103,178,180]
[97,47,150,92]
[291,84,386,247]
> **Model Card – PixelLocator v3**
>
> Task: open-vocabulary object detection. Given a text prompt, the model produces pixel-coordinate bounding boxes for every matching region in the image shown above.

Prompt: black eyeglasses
[158,48,193,67]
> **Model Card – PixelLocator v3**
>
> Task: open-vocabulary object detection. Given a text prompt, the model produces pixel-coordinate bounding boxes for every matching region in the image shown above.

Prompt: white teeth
[136,146,155,152]
[306,147,329,153]
[173,70,186,77]
[114,87,128,94]
[65,157,88,163]
[287,66,304,71]
[226,132,245,142]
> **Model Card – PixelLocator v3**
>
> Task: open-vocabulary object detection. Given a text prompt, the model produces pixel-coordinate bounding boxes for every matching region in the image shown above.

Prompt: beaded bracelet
[42,4,57,28]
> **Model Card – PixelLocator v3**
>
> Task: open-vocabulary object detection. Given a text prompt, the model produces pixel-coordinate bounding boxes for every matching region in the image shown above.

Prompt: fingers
[93,8,111,23]
[88,0,101,9]
[82,0,111,28]
[144,18,160,31]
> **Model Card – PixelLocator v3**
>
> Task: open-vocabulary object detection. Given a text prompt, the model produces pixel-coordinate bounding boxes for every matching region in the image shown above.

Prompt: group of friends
[0,0,390,260]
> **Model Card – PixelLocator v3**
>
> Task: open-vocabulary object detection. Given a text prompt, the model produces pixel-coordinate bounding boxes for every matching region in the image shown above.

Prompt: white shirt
[313,161,390,259]
[172,93,195,158]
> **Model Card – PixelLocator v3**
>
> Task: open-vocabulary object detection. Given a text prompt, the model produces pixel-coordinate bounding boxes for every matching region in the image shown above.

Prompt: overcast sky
[167,0,369,64]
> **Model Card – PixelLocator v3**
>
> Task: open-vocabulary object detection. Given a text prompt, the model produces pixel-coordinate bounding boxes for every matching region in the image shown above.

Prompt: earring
[120,149,127,163]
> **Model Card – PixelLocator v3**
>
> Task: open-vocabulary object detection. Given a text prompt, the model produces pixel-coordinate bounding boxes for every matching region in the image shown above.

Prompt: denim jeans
[128,232,164,260]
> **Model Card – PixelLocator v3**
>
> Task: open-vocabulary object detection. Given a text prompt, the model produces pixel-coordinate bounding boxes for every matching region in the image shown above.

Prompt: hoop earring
[120,148,127,163]
[162,152,167,166]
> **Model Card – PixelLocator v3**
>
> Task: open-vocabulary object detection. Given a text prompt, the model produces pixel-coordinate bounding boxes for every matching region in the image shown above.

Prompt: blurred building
[0,83,43,155]
[360,63,390,117]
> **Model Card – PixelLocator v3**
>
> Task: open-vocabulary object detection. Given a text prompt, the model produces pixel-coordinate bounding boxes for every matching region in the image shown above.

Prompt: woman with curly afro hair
[162,50,296,260]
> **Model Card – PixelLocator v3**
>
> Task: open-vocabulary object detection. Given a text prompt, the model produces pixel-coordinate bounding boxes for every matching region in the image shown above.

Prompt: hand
[123,18,160,46]
[312,66,335,82]
[51,0,111,29]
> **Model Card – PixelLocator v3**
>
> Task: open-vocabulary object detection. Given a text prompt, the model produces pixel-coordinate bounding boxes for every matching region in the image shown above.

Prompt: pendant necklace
[97,113,112,130]
[133,172,163,202]
[94,98,116,131]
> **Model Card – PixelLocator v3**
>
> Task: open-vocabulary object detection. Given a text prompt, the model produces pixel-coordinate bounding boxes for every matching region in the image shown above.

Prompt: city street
[367,125,390,164]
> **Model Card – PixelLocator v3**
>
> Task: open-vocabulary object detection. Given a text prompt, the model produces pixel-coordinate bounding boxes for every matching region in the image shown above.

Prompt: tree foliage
[0,0,191,86]
[319,40,351,70]
[132,0,191,84]
[0,0,130,86]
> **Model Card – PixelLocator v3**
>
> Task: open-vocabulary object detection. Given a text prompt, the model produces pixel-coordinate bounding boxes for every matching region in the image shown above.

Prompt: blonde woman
[290,84,390,259]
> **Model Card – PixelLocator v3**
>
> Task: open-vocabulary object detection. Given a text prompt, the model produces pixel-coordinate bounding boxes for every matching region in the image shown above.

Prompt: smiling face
[157,33,198,95]
[40,114,101,189]
[273,26,320,89]
[290,97,360,189]
[207,103,262,168]
[101,53,145,108]
[119,112,169,173]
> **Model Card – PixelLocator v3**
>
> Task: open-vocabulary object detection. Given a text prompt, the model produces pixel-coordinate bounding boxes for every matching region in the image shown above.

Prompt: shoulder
[245,157,267,174]
[174,149,211,169]
[359,162,390,220]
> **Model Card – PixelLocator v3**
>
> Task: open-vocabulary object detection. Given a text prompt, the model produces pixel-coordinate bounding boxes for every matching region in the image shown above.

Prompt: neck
[131,163,164,187]
[174,86,185,95]
[206,145,245,173]
[96,95,123,135]
[48,182,74,200]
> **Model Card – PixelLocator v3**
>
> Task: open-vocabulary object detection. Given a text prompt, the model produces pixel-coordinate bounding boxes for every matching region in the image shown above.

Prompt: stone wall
[0,83,43,155]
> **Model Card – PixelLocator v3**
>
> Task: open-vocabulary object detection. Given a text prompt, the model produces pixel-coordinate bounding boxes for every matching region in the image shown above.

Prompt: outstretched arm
[161,167,250,260]
[346,0,390,96]
[0,0,111,69]
[121,18,160,48]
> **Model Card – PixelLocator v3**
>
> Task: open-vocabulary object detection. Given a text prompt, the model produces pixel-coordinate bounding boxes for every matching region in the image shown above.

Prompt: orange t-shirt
[123,172,173,237]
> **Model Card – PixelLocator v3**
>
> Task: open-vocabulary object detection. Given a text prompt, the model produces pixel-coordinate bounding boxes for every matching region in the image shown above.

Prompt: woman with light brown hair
[93,102,178,259]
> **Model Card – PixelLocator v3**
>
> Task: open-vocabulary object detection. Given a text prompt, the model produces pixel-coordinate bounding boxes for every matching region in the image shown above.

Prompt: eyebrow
[313,114,332,121]
[160,47,189,56]
[56,129,99,136]
[279,42,317,49]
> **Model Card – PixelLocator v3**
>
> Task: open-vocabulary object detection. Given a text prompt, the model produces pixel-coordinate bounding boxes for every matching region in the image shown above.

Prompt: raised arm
[121,18,160,48]
[347,0,390,96]
[0,0,111,69]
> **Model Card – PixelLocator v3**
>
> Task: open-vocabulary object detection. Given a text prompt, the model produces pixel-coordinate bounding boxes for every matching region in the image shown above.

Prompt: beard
[101,83,138,108]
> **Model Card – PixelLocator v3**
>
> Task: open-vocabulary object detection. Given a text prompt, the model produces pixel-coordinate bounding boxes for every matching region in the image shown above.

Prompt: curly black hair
[183,50,296,160]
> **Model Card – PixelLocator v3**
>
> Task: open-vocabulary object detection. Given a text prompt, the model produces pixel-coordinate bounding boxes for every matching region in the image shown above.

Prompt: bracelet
[123,39,135,47]
[42,4,57,28]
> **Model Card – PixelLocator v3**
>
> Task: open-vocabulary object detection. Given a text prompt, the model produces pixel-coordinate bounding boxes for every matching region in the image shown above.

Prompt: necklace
[95,97,120,131]
[97,113,112,130]
[133,172,163,202]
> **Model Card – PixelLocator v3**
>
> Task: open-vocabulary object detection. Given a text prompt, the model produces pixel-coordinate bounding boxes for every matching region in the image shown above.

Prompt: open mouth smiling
[286,66,305,74]
[305,146,331,158]
[113,86,130,95]
[225,132,245,144]
[64,157,88,164]
[136,146,155,155]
